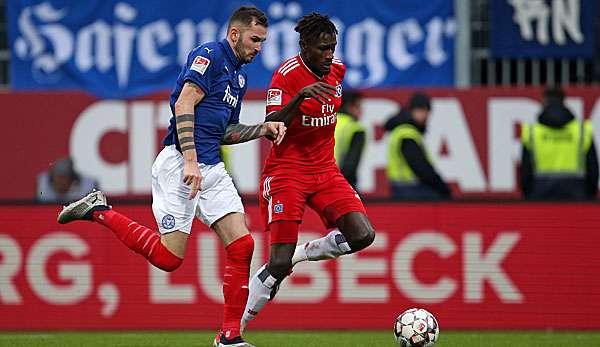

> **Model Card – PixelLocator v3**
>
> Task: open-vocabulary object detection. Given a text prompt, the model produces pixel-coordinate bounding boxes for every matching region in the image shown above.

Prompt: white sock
[241,264,278,326]
[291,229,351,266]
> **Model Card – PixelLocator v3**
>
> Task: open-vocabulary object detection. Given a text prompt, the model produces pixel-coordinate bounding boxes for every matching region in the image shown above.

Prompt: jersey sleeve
[182,45,217,95]
[265,71,293,116]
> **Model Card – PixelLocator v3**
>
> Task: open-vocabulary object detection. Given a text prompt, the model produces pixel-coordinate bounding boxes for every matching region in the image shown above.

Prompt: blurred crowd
[334,86,598,201]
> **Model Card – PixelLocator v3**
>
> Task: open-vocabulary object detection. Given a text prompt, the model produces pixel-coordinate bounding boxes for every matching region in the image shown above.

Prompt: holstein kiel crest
[162,214,175,229]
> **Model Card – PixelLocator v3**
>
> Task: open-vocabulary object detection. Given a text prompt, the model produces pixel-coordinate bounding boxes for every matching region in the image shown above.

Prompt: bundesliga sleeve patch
[190,55,210,75]
[267,89,282,106]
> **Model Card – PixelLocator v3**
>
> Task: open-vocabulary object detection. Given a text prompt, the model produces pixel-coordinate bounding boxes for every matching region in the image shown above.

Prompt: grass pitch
[1,330,599,346]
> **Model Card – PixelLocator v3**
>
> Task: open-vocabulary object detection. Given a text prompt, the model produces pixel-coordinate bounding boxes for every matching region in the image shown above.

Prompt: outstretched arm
[222,122,286,145]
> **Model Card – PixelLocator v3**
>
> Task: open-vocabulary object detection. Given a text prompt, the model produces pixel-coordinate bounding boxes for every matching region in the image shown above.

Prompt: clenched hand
[262,121,287,145]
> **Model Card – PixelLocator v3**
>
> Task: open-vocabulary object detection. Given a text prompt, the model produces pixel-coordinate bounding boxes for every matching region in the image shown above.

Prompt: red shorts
[259,169,367,234]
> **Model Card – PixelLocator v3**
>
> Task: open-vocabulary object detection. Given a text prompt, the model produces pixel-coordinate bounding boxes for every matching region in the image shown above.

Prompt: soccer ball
[393,308,439,346]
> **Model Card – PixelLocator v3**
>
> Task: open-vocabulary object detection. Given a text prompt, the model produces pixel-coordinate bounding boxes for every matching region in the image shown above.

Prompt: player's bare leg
[160,231,189,258]
[211,212,255,347]
[57,190,185,272]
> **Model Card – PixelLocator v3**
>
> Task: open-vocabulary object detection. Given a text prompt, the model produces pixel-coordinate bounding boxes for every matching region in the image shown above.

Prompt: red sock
[93,209,182,272]
[221,234,254,339]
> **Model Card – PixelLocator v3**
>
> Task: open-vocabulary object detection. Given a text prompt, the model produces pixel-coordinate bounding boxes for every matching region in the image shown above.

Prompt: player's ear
[229,26,240,42]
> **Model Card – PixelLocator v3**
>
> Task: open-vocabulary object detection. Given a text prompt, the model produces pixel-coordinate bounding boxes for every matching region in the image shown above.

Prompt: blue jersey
[163,39,248,165]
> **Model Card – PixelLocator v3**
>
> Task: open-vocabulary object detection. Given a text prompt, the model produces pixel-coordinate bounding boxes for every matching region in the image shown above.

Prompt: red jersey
[263,55,345,174]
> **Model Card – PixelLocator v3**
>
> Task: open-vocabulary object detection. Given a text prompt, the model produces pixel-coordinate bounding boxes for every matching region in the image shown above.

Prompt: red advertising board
[1,203,599,330]
[3,87,600,200]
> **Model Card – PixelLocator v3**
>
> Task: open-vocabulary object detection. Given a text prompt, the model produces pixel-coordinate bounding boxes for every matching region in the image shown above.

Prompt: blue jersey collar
[220,39,242,69]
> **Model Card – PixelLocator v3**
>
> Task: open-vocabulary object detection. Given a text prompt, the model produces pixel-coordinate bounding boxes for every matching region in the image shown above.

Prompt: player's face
[302,33,337,76]
[234,22,267,64]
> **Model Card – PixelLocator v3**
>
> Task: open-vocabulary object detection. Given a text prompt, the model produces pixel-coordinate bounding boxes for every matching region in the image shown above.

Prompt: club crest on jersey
[191,55,210,75]
[274,203,284,213]
[335,84,342,98]
[238,74,245,88]
[267,89,282,106]
[162,214,175,229]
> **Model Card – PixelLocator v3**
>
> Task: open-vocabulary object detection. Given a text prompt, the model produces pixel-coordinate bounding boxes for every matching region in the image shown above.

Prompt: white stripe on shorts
[263,176,273,224]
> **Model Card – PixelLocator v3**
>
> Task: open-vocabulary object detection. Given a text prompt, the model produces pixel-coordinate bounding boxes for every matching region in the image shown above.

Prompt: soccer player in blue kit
[58,6,284,347]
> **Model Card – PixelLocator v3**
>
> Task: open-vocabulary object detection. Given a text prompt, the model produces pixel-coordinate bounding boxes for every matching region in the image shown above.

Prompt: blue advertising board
[8,0,455,98]
[490,0,596,58]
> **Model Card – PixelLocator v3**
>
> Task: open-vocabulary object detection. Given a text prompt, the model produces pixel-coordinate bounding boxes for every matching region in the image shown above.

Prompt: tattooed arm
[222,122,286,145]
[174,81,205,199]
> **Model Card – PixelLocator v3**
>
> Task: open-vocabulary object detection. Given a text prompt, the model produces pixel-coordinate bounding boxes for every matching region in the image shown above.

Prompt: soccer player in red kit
[241,13,375,328]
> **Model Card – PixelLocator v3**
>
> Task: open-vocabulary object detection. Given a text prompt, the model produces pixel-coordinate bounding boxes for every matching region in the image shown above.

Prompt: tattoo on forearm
[176,114,195,152]
[176,114,194,123]
[222,124,263,145]
[177,126,194,134]
[179,136,194,145]
[180,144,196,152]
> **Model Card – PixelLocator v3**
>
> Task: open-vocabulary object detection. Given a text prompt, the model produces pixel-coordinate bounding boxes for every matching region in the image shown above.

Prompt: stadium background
[1,0,600,346]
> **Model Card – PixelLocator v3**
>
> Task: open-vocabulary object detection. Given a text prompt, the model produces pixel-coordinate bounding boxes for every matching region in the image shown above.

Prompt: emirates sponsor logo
[301,114,337,127]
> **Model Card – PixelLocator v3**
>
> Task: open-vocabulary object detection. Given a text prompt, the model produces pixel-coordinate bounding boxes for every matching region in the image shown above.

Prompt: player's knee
[349,226,375,252]
[362,228,376,249]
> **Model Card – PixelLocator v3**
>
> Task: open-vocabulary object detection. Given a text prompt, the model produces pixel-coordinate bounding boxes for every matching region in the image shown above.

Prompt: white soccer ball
[393,308,439,346]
